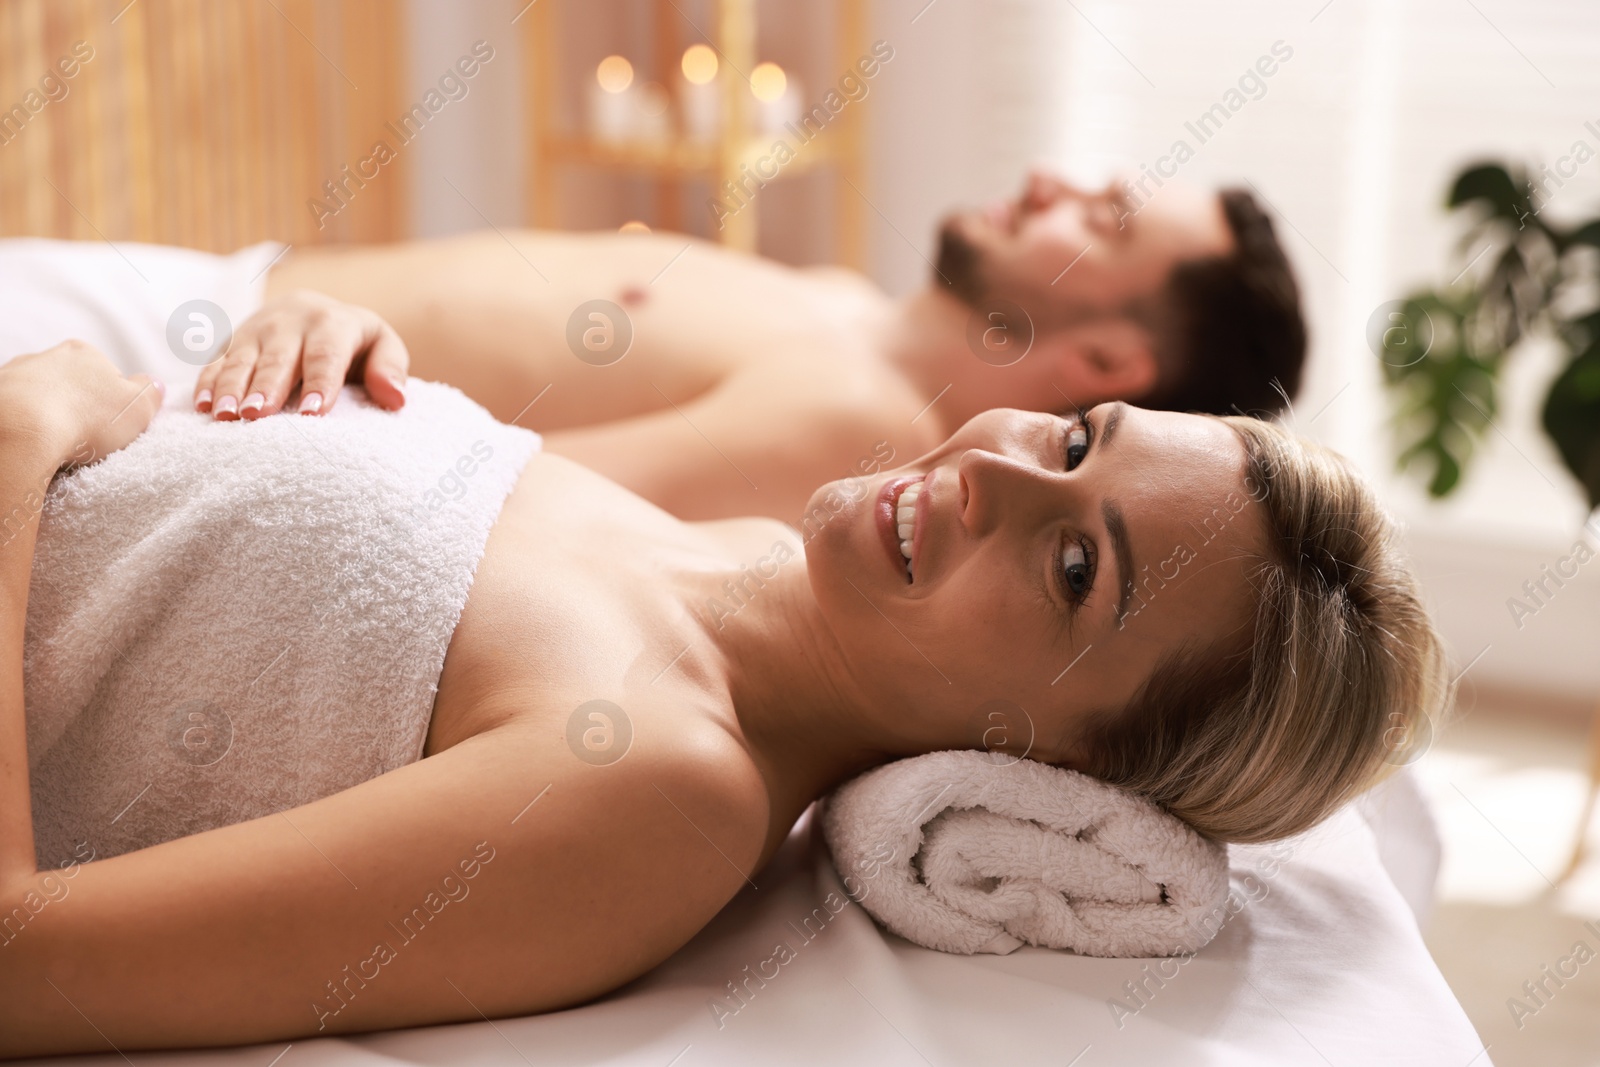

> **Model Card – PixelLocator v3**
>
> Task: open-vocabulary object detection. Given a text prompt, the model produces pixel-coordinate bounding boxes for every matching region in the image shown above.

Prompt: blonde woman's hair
[1070,415,1453,844]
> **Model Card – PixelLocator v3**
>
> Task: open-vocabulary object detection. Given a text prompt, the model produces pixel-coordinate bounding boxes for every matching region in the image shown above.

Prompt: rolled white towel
[819,749,1231,958]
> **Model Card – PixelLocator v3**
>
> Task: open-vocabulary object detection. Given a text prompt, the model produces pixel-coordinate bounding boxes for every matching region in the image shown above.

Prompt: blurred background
[3,0,1598,1061]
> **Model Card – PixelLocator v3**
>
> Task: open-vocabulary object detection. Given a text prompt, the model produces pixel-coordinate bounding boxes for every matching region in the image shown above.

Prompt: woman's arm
[0,420,72,886]
[0,713,764,1057]
[0,341,162,888]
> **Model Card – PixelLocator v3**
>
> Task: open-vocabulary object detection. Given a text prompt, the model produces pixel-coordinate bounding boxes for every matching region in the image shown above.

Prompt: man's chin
[933,221,986,306]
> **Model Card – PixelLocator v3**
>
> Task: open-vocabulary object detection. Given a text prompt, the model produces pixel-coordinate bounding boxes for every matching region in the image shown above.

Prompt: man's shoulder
[797,263,884,298]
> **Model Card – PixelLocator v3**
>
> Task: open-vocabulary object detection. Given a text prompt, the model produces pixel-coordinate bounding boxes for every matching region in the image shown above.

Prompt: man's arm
[542,360,934,523]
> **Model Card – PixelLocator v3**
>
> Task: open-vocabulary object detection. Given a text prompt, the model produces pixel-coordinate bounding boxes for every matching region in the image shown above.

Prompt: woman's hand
[193,289,409,420]
[0,340,164,469]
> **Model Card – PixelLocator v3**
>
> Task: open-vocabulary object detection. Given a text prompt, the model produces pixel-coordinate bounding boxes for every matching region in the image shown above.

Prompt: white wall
[403,0,526,237]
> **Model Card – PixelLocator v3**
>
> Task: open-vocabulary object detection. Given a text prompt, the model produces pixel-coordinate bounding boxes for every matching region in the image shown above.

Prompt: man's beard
[933,218,990,307]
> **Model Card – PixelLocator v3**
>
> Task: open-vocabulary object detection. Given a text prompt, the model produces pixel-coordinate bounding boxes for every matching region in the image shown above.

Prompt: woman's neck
[672,529,894,817]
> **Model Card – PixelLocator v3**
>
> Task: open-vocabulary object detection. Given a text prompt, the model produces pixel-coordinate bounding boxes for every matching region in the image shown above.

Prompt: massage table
[17,767,1489,1066]
[0,239,1489,1063]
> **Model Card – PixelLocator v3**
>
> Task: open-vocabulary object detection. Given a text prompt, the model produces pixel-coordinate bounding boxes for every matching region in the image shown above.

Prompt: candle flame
[681,44,718,85]
[750,62,786,103]
[596,55,634,93]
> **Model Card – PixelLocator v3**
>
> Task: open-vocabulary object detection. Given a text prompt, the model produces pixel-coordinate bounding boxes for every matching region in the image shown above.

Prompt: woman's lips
[878,475,924,582]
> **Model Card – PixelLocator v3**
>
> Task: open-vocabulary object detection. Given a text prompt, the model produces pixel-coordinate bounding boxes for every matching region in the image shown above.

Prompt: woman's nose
[957,447,1057,538]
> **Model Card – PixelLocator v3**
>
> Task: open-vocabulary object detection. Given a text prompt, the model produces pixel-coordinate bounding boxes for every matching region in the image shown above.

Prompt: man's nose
[1099,173,1136,204]
[1023,169,1075,210]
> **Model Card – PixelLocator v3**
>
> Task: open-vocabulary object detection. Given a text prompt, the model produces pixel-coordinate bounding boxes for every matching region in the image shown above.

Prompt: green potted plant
[1377,161,1600,507]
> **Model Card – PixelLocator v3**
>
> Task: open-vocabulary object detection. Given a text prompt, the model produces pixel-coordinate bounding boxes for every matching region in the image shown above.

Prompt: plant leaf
[1563,219,1600,251]
[1448,163,1521,217]
[1382,292,1500,498]
[1428,449,1462,497]
[1541,339,1600,510]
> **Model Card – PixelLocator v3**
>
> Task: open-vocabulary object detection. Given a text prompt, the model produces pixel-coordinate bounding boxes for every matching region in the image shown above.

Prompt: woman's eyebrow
[1104,499,1135,629]
[1091,403,1134,628]
[1098,401,1125,447]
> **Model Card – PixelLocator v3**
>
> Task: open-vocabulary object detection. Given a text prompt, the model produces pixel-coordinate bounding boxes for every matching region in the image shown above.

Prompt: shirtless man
[224,170,1306,521]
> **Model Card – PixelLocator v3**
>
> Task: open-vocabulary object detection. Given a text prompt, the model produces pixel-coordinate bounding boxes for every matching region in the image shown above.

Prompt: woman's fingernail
[214,395,239,418]
[195,388,212,411]
[241,392,265,415]
[153,378,167,400]
[388,375,406,397]
[300,392,322,415]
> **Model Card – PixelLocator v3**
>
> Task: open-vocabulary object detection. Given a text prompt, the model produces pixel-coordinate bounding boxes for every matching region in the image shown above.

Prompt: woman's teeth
[896,481,923,578]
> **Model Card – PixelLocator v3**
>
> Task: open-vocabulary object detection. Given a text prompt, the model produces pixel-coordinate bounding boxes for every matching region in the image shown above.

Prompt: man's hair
[1135,188,1307,417]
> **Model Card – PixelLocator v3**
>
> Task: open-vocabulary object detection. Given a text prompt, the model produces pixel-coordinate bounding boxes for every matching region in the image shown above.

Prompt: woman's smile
[877,473,926,582]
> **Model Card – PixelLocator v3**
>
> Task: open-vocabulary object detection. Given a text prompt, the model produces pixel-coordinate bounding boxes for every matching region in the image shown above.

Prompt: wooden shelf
[523,0,867,266]
[536,134,841,178]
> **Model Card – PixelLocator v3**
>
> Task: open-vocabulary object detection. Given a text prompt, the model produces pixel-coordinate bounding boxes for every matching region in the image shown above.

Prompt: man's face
[935,170,1233,326]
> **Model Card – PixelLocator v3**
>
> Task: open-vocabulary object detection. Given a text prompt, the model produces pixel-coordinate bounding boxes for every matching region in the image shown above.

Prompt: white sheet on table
[1357,763,1445,931]
[16,768,1487,1067]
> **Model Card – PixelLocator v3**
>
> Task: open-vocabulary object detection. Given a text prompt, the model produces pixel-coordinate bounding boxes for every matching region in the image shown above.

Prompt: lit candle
[680,43,721,144]
[634,80,672,143]
[771,78,803,136]
[588,55,635,144]
[750,62,800,136]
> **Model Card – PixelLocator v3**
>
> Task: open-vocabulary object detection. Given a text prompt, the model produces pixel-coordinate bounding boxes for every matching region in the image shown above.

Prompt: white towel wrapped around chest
[24,381,541,868]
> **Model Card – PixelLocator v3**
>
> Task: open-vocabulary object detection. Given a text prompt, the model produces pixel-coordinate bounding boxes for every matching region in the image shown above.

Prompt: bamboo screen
[0,0,407,252]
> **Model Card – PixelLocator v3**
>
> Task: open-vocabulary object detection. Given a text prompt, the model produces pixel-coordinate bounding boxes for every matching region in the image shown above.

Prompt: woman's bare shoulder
[0,713,767,1058]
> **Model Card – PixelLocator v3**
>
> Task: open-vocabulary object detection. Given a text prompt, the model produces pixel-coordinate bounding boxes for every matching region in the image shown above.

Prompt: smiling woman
[798,399,1448,844]
[0,343,1447,1055]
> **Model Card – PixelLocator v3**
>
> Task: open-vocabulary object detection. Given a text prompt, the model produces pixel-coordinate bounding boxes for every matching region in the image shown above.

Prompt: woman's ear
[1046,319,1159,404]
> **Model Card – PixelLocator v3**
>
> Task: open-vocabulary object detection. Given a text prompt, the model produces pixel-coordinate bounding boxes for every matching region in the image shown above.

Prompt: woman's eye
[1059,538,1092,600]
[1065,423,1089,470]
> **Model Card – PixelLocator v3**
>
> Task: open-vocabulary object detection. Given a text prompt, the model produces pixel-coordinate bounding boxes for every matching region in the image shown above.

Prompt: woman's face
[804,403,1265,763]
